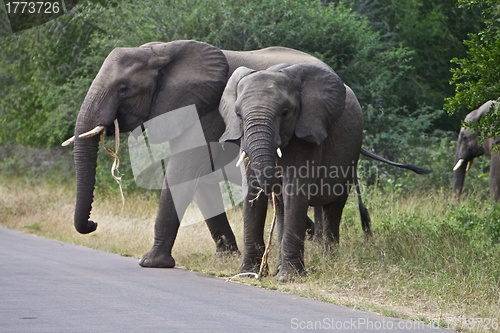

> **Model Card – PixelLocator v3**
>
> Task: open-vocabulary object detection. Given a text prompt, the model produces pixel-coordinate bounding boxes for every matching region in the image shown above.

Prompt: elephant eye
[117,85,129,96]
[235,111,242,119]
[281,109,289,117]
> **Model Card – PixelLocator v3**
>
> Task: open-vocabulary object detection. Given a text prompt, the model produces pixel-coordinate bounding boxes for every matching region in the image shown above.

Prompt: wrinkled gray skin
[69,40,332,268]
[453,100,500,200]
[219,64,363,282]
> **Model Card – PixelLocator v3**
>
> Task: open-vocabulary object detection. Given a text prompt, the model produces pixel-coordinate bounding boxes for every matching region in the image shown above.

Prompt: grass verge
[1,174,499,332]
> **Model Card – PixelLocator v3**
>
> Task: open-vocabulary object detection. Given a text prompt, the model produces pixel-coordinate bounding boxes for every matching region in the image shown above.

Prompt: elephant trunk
[73,134,100,234]
[245,120,282,194]
[72,88,117,234]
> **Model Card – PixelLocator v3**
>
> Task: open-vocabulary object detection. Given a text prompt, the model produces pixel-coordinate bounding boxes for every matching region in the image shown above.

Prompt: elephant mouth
[235,147,282,167]
[61,123,114,146]
[61,126,103,146]
[453,158,472,172]
[61,119,122,189]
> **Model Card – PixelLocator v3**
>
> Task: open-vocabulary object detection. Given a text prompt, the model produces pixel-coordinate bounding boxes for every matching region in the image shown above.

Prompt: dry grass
[1,177,499,332]
[0,176,237,265]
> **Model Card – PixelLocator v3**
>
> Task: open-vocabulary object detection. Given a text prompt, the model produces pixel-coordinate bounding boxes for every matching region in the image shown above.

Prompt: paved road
[0,227,453,332]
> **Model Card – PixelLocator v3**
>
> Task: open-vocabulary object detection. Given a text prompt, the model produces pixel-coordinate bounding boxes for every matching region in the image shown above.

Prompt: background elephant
[63,40,337,268]
[453,99,500,200]
[219,64,364,282]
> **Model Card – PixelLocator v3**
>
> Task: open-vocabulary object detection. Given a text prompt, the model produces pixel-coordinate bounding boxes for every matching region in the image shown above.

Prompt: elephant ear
[141,40,229,119]
[281,64,346,145]
[464,100,495,123]
[218,66,256,145]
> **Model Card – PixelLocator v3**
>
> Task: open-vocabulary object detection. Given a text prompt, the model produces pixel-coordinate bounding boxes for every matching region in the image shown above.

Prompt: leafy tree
[0,0,468,192]
[344,0,483,131]
[0,1,105,146]
[445,0,500,139]
[75,0,430,169]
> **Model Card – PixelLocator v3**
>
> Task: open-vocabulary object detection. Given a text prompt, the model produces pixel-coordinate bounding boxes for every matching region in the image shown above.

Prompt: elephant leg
[489,155,500,201]
[277,195,309,282]
[322,193,349,252]
[240,184,269,273]
[193,181,239,255]
[139,181,191,268]
[139,167,203,268]
[313,206,323,241]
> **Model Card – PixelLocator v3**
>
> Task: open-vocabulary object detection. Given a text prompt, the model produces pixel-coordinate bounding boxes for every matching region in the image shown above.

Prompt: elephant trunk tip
[75,220,98,234]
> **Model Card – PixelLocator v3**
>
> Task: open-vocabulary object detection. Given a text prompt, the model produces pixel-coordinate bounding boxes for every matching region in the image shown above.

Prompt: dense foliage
[445,0,500,139]
[0,0,496,192]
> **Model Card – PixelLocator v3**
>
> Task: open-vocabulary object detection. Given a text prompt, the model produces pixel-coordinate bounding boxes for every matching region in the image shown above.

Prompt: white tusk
[453,159,465,171]
[277,147,282,158]
[61,136,75,147]
[466,160,472,172]
[236,151,247,167]
[79,125,106,139]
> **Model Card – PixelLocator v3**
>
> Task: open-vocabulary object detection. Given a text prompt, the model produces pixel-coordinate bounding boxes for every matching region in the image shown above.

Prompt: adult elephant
[62,40,336,268]
[219,64,364,282]
[453,99,500,200]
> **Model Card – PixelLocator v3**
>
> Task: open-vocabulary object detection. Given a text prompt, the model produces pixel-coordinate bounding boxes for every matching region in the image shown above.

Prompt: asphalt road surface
[0,227,454,333]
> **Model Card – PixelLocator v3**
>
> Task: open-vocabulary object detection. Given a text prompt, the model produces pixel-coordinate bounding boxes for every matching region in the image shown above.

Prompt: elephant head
[219,63,346,194]
[65,40,228,234]
[453,100,495,197]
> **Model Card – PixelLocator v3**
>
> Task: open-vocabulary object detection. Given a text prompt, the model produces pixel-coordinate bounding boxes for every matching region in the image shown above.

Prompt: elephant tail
[354,175,372,237]
[360,148,432,174]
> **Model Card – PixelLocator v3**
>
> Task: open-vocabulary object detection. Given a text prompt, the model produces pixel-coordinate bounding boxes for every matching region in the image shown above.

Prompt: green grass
[1,169,499,332]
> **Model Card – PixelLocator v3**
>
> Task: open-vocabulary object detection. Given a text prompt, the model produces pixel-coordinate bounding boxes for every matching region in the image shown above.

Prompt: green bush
[446,205,500,244]
[0,0,490,197]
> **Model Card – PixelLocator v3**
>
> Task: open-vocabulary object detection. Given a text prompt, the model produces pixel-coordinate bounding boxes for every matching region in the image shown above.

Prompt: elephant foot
[214,249,241,260]
[214,236,240,256]
[214,247,240,263]
[240,255,262,273]
[276,259,306,283]
[139,248,176,268]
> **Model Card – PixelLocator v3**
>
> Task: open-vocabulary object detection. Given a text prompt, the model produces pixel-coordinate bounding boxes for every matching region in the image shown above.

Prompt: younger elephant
[453,99,500,200]
[219,64,363,282]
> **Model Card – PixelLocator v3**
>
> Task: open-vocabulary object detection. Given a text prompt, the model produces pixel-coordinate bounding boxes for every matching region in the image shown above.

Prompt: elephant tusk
[453,159,465,171]
[236,151,247,167]
[79,125,106,139]
[466,160,473,172]
[61,136,75,146]
[277,147,282,158]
